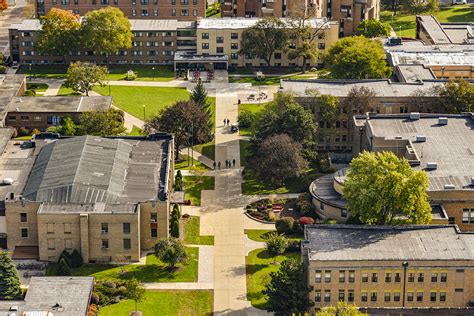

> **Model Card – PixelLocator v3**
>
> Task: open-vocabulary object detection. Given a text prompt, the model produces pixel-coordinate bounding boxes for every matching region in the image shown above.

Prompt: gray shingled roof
[304,225,474,261]
[23,136,168,203]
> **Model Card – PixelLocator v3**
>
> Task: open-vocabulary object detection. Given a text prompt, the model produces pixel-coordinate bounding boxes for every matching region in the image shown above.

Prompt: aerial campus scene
[0,0,472,314]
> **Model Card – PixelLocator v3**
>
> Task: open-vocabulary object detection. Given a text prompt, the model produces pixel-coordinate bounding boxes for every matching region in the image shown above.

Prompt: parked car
[230,125,239,133]
[452,0,467,4]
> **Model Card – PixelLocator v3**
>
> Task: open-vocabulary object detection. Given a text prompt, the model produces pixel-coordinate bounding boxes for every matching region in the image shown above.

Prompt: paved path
[180,147,215,169]
[43,80,64,96]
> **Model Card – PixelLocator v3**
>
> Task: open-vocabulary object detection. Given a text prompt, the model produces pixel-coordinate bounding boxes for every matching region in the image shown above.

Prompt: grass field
[238,102,269,136]
[381,5,473,38]
[240,140,321,195]
[128,126,144,136]
[175,155,209,170]
[99,290,213,316]
[246,248,301,309]
[193,140,215,161]
[183,176,215,206]
[93,85,190,120]
[57,84,81,96]
[244,230,304,242]
[183,216,214,245]
[48,247,198,282]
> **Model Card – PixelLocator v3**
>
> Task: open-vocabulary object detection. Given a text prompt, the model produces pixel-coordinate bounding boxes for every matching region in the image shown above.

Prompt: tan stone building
[303,225,474,313]
[2,134,174,263]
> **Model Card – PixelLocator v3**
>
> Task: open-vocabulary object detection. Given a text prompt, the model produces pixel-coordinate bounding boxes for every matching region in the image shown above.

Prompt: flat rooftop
[197,17,336,29]
[417,15,474,45]
[395,64,436,83]
[0,75,24,121]
[303,225,474,261]
[7,96,112,113]
[22,135,172,203]
[280,79,445,97]
[388,50,474,66]
[365,113,474,191]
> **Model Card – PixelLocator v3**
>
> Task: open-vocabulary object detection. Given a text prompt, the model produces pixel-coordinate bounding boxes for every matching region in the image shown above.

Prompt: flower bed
[245,198,296,222]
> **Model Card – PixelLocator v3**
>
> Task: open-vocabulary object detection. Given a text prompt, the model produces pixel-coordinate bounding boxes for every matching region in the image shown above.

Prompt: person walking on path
[213,161,216,169]
[232,159,236,167]
[218,161,221,169]
[223,119,226,126]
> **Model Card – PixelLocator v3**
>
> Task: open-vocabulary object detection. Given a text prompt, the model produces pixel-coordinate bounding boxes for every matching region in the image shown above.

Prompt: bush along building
[0,133,174,263]
[8,18,339,70]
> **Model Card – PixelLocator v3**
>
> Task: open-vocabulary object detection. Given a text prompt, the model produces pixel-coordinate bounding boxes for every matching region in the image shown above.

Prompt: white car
[452,0,467,4]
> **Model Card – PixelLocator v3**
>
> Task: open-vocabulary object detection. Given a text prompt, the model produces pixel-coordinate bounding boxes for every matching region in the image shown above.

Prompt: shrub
[237,109,256,128]
[19,127,29,136]
[11,128,17,139]
[23,89,36,96]
[0,65,6,74]
[56,258,71,276]
[70,249,83,268]
[58,250,72,267]
[31,128,40,136]
[103,280,117,289]
[296,193,313,215]
[95,290,110,306]
[90,292,100,305]
[287,239,301,251]
[125,71,137,81]
[275,217,295,235]
[299,216,315,225]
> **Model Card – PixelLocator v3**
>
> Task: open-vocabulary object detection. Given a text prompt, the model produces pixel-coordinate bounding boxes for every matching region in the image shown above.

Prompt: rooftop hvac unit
[444,184,455,190]
[426,162,438,170]
[415,135,426,142]
[410,112,420,120]
[438,117,448,125]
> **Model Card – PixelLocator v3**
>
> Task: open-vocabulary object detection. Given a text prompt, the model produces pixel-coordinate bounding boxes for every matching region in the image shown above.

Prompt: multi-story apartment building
[220,0,379,37]
[303,225,474,313]
[0,133,174,263]
[35,0,206,20]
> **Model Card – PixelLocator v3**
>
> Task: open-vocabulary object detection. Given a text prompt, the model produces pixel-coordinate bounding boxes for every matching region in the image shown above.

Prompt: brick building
[1,133,174,263]
[303,225,474,313]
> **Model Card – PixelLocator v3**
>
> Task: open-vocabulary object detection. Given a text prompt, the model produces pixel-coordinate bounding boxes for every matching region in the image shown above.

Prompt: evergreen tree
[170,204,180,238]
[0,252,22,300]
[56,257,72,276]
[190,79,212,129]
[173,203,181,218]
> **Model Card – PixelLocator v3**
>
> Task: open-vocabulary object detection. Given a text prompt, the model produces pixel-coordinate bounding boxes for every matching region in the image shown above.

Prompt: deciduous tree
[154,238,187,269]
[326,36,391,79]
[125,278,145,313]
[78,108,126,136]
[316,302,367,316]
[306,92,340,122]
[436,79,473,113]
[239,17,289,67]
[64,61,108,96]
[36,8,81,64]
[81,7,133,65]
[264,259,312,316]
[405,0,438,15]
[341,86,377,115]
[253,134,308,185]
[0,252,21,300]
[265,232,288,263]
[343,151,431,225]
[356,19,391,38]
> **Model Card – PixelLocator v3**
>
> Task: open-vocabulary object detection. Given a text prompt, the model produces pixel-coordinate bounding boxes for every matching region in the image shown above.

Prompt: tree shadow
[246,263,271,275]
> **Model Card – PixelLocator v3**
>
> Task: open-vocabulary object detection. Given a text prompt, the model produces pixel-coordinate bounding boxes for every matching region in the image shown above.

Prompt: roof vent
[444,184,455,190]
[438,117,448,125]
[415,135,426,142]
[410,112,420,120]
[395,136,403,139]
[426,162,438,170]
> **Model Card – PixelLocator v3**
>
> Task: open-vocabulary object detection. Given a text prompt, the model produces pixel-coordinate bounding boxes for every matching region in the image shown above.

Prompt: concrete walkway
[42,80,64,96]
[179,147,215,169]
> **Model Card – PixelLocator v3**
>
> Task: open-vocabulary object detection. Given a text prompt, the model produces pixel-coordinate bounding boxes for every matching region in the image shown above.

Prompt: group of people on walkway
[213,159,236,169]
[223,118,231,126]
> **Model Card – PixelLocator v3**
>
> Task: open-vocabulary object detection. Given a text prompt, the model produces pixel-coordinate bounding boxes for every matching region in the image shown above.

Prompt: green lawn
[176,155,209,170]
[93,86,190,120]
[183,176,215,206]
[229,72,321,86]
[238,102,269,136]
[240,140,321,195]
[57,84,81,96]
[18,65,174,81]
[99,290,213,316]
[48,247,198,282]
[128,125,144,136]
[381,5,474,38]
[193,139,215,161]
[184,216,214,245]
[25,83,48,95]
[246,248,301,309]
[245,229,304,242]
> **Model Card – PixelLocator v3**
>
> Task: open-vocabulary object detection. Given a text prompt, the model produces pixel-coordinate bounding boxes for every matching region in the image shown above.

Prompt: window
[151,228,157,237]
[193,9,197,16]
[315,270,322,283]
[47,239,55,250]
[202,33,209,39]
[348,270,355,283]
[231,43,238,50]
[440,292,446,302]
[384,292,390,302]
[231,53,238,59]
[141,9,149,16]
[418,272,425,282]
[202,43,209,49]
[417,292,423,302]
[318,43,325,49]
[101,223,108,234]
[8,115,16,120]
[385,273,391,282]
[231,32,238,39]
[100,0,107,3]
[20,213,27,222]
[341,209,347,218]
[20,115,29,121]
[372,273,378,282]
[455,288,463,292]
[361,292,368,302]
[430,292,436,302]
[362,273,368,282]
[315,290,321,302]
[171,8,176,16]
[462,208,473,224]
[154,9,158,15]
[274,52,281,59]
[180,0,188,4]
[440,272,447,282]
[394,292,400,302]
[408,272,415,282]
[407,292,414,302]
[74,0,78,4]
[370,292,377,302]
[123,238,131,250]
[395,272,401,282]
[339,270,345,283]
[47,223,54,234]
[324,290,331,302]
[64,223,71,234]
[431,273,438,282]
[151,213,157,223]
[123,223,131,234]
[348,290,354,302]
[102,239,109,249]
[180,8,189,15]
[65,238,72,250]
[216,37,224,43]
[324,271,331,283]
[216,47,224,54]
[338,290,344,301]
[21,228,28,238]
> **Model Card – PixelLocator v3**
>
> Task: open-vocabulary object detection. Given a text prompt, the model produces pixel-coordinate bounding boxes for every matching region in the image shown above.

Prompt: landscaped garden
[183,176,215,206]
[183,216,214,245]
[246,248,301,309]
[24,83,48,96]
[380,5,473,38]
[47,247,198,282]
[99,290,213,316]
[245,197,296,222]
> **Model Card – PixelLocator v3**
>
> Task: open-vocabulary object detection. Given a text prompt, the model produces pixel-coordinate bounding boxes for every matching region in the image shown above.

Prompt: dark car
[230,125,239,133]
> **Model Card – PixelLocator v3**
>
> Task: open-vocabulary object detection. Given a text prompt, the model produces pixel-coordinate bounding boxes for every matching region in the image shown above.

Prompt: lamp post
[402,261,409,307]
[152,66,155,81]
[143,104,146,121]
